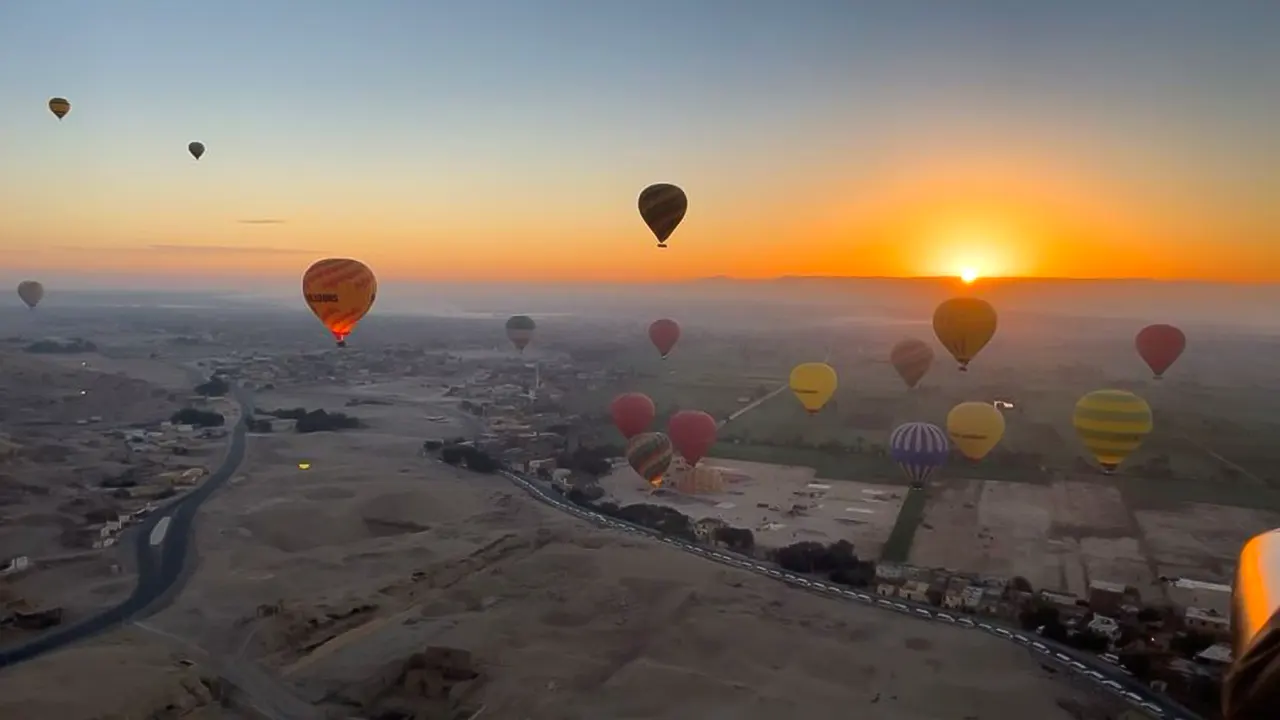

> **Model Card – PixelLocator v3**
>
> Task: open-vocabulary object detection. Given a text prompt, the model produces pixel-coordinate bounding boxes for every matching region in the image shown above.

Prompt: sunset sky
[2,1,1278,285]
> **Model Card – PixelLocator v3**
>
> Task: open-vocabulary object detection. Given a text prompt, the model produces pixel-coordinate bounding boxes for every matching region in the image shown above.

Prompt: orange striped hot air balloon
[302,259,377,347]
[638,183,687,248]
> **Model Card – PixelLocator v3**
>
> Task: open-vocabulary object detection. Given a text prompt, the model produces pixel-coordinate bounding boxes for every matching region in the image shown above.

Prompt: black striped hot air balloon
[626,431,673,488]
[637,183,687,248]
[48,97,71,120]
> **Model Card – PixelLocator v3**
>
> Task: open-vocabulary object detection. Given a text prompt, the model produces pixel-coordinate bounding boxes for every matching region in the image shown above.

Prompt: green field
[563,338,1280,512]
[881,487,929,562]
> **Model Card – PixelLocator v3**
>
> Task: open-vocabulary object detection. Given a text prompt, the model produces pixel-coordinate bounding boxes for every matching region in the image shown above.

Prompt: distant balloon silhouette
[48,97,70,120]
[638,184,687,248]
[505,315,536,353]
[648,318,681,358]
[188,142,205,160]
[1135,324,1186,380]
[17,281,44,310]
[890,338,935,389]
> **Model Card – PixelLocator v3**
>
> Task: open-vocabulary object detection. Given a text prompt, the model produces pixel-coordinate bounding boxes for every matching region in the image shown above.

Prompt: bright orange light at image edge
[960,268,978,284]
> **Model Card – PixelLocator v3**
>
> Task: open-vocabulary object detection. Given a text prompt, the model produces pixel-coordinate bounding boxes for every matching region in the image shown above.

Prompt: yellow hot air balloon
[1072,389,1152,473]
[48,97,70,119]
[933,297,998,371]
[946,401,1006,461]
[302,258,377,347]
[789,362,838,414]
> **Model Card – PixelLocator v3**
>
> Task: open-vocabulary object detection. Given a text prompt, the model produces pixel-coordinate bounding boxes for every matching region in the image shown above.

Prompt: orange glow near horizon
[3,150,1279,285]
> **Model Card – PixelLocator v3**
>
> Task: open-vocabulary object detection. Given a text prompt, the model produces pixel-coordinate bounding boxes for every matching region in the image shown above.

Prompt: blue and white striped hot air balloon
[889,422,950,488]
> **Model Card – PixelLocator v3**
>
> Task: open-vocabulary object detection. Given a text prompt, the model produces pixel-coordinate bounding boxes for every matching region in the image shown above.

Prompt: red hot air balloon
[649,318,681,359]
[1135,324,1186,379]
[668,410,717,466]
[610,392,656,440]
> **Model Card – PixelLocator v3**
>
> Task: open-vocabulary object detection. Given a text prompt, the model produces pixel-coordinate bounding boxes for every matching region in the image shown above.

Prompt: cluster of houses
[868,562,1234,691]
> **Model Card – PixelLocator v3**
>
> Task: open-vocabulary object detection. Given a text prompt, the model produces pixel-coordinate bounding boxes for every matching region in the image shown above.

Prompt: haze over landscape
[1,2,1278,720]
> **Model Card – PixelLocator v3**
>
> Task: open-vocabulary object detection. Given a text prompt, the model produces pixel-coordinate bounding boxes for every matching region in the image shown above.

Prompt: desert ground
[908,476,1280,610]
[600,457,906,555]
[0,378,1123,719]
[0,350,228,630]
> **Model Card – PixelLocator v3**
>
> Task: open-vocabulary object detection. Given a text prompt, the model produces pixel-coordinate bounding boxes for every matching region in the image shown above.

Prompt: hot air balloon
[302,258,377,347]
[505,315,536,352]
[946,402,1006,461]
[48,98,70,120]
[890,338,935,389]
[789,362,838,414]
[933,297,998,371]
[17,281,44,310]
[889,422,950,487]
[610,392,656,440]
[188,142,205,160]
[649,318,681,359]
[626,432,674,488]
[638,183,687,248]
[1135,324,1186,380]
[1072,389,1152,473]
[668,410,717,466]
[1227,528,1280,718]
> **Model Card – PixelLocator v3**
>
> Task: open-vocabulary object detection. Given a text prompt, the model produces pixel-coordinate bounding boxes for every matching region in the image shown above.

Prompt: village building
[1184,607,1231,638]
[898,580,930,603]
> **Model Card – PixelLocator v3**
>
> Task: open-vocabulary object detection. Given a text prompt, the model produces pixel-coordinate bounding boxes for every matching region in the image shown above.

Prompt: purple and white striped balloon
[889,421,950,486]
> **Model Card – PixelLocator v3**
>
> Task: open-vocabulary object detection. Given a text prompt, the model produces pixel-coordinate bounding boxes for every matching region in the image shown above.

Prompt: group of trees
[439,444,500,473]
[25,338,97,354]
[262,407,362,434]
[556,444,622,477]
[772,540,877,587]
[561,489,757,553]
[171,407,224,428]
[194,375,229,397]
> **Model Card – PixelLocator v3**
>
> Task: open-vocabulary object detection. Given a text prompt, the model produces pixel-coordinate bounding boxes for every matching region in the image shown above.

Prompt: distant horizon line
[8,274,1278,288]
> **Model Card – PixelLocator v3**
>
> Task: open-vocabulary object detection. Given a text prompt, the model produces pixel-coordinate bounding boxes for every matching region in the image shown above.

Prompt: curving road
[494,468,1204,720]
[0,386,255,669]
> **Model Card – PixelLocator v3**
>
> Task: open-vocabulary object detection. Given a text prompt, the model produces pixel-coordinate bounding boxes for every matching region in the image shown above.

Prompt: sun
[959,267,979,284]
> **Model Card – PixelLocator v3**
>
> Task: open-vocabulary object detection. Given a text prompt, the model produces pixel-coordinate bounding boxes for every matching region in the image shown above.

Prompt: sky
[2,0,1279,285]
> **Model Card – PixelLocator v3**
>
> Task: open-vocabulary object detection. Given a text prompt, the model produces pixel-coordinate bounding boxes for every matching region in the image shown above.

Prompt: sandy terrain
[0,625,236,719]
[0,350,226,631]
[66,417,1112,720]
[600,457,905,555]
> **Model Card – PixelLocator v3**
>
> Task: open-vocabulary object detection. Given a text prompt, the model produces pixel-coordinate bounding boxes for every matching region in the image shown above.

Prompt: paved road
[493,467,1204,720]
[0,385,255,669]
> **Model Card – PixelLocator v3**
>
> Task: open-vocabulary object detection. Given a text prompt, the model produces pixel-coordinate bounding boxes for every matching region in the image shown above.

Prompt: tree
[713,526,755,553]
[440,446,466,465]
[1010,576,1033,593]
[194,375,229,397]
[1136,606,1161,623]
[1118,652,1152,680]
[1170,630,1216,659]
[171,408,225,428]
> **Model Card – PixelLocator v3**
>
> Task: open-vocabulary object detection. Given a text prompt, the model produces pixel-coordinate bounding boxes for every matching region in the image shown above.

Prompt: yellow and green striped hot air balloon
[1072,389,1153,473]
[626,431,674,488]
